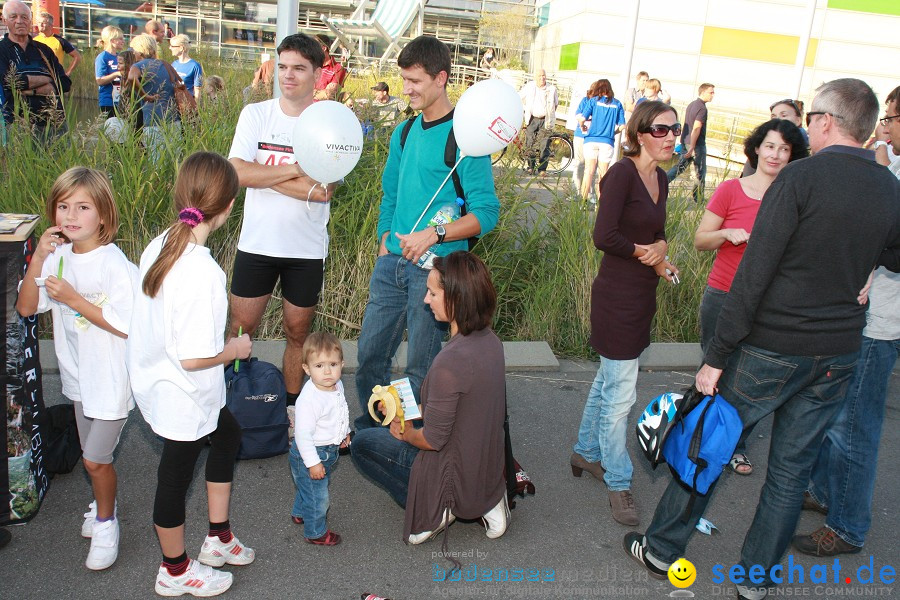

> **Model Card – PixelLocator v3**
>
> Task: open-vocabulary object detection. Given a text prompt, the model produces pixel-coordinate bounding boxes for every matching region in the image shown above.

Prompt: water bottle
[416,197,465,269]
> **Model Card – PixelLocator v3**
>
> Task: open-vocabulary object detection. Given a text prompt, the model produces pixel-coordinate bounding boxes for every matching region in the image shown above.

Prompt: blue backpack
[661,389,743,521]
[224,358,289,460]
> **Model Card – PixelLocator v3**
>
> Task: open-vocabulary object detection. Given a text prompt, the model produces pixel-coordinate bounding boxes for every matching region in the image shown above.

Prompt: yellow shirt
[33,34,65,62]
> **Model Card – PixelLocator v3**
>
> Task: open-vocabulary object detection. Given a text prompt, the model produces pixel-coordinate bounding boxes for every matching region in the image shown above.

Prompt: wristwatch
[434,225,446,244]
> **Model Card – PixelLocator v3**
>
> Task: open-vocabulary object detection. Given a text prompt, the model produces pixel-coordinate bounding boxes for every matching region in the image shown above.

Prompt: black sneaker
[623,532,668,580]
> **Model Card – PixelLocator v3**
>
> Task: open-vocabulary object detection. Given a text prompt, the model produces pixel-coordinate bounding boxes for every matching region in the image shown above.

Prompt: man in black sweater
[625,78,900,600]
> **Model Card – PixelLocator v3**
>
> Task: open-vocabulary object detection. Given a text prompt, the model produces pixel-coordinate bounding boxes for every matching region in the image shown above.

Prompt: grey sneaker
[609,490,639,526]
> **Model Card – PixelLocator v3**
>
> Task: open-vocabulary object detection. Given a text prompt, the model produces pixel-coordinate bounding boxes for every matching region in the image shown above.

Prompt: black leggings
[153,407,242,528]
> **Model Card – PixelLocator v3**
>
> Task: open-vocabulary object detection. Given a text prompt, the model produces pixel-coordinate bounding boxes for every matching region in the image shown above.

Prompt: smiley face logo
[668,558,696,588]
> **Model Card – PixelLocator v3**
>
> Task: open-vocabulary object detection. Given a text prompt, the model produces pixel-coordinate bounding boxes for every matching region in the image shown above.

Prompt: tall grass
[2,51,740,358]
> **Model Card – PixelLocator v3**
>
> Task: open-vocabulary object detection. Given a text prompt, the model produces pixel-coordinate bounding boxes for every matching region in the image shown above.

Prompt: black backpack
[43,403,82,475]
[224,358,289,460]
[398,114,477,250]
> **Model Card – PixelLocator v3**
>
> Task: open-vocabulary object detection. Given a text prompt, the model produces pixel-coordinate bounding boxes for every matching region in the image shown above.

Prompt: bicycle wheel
[543,135,574,174]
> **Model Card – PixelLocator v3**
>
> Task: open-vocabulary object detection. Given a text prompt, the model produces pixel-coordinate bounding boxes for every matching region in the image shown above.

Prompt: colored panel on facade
[559,42,579,70]
[827,0,900,17]
[537,3,550,27]
[701,27,817,67]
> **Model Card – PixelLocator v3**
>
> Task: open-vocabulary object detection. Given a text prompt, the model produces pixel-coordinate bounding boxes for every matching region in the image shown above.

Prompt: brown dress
[402,327,507,540]
[590,157,668,360]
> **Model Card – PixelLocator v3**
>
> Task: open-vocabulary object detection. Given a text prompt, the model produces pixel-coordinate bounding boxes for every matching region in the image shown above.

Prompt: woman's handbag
[503,389,535,509]
[162,62,197,119]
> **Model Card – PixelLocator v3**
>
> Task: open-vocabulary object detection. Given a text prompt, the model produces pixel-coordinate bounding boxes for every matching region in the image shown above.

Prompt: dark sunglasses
[640,123,682,138]
[806,111,843,126]
[770,98,801,115]
[879,114,900,126]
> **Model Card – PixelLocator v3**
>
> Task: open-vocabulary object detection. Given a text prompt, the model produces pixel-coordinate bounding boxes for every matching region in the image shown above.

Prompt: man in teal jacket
[354,35,499,430]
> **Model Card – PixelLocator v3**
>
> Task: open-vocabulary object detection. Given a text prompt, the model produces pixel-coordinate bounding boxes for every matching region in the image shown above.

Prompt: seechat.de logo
[711,555,896,588]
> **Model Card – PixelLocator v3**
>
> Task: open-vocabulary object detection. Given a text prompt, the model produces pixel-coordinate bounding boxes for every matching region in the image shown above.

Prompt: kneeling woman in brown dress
[352,251,509,544]
[570,101,680,527]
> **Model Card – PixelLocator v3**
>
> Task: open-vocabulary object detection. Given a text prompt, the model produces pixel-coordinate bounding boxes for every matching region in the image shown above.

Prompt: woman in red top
[694,118,808,475]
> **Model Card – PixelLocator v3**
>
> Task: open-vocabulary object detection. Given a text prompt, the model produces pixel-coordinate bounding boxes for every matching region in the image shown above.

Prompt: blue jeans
[573,357,639,491]
[699,285,756,456]
[289,441,339,539]
[355,253,447,431]
[807,335,900,547]
[666,145,706,201]
[350,426,419,507]
[644,344,857,585]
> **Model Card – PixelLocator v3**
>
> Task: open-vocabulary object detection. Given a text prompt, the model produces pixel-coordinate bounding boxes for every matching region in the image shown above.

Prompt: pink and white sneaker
[154,559,233,597]
[197,534,255,567]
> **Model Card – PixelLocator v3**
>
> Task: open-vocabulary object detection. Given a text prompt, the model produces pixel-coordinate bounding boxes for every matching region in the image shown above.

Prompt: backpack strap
[681,398,714,523]
[398,114,477,250]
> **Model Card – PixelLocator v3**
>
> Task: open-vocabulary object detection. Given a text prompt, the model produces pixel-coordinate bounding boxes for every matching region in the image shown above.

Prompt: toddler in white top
[289,332,351,545]
[16,167,139,572]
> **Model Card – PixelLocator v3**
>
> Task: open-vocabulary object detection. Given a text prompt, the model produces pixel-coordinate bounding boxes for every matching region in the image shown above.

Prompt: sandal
[291,515,304,525]
[729,453,753,476]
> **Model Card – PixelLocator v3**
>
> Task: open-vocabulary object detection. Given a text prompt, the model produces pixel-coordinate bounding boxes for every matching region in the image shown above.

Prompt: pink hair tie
[178,207,204,228]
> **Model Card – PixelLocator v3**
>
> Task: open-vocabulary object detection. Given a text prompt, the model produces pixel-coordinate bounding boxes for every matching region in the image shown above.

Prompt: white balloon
[102,117,128,143]
[453,79,523,157]
[292,101,364,183]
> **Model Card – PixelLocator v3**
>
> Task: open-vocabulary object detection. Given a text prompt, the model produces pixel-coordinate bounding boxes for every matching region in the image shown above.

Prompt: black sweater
[705,145,900,368]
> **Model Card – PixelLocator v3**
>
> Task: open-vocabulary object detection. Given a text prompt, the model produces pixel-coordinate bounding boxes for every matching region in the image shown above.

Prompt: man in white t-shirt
[227,33,332,409]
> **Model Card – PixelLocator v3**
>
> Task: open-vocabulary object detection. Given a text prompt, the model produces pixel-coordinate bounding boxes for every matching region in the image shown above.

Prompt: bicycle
[491,128,574,175]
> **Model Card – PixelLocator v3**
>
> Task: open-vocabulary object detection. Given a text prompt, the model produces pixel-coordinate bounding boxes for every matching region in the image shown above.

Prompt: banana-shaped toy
[367,385,405,433]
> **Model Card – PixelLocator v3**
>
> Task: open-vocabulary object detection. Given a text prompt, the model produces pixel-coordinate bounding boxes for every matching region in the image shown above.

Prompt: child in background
[16,167,139,571]
[289,332,350,546]
[127,152,253,597]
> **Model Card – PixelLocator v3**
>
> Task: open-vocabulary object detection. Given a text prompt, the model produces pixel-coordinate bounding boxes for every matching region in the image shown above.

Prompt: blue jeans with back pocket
[644,344,857,587]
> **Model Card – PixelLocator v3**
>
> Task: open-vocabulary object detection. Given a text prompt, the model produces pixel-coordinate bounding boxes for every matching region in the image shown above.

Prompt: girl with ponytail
[127,151,254,597]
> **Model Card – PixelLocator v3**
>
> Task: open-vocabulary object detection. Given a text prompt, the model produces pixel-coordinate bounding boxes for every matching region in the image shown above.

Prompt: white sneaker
[82,501,97,538]
[85,518,119,570]
[482,494,510,539]
[154,559,233,597]
[197,534,255,567]
[407,512,456,545]
[82,500,117,538]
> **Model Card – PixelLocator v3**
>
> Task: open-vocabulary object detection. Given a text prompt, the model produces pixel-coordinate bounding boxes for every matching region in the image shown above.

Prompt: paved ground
[2,361,898,599]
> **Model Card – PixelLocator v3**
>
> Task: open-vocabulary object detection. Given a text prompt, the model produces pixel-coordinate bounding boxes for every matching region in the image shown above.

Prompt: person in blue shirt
[169,34,203,99]
[94,26,124,117]
[577,79,625,202]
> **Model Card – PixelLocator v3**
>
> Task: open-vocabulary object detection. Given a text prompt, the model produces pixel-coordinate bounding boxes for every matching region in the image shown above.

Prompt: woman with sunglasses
[571,101,680,527]
[695,118,808,475]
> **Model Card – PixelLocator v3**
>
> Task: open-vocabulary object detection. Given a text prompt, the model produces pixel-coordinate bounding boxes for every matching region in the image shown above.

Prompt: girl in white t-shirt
[17,167,139,571]
[127,152,252,598]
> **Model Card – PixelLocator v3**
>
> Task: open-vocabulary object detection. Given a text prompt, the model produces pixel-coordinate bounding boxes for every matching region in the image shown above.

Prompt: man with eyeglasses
[793,83,900,561]
[625,78,900,600]
[871,86,900,170]
[666,82,714,202]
